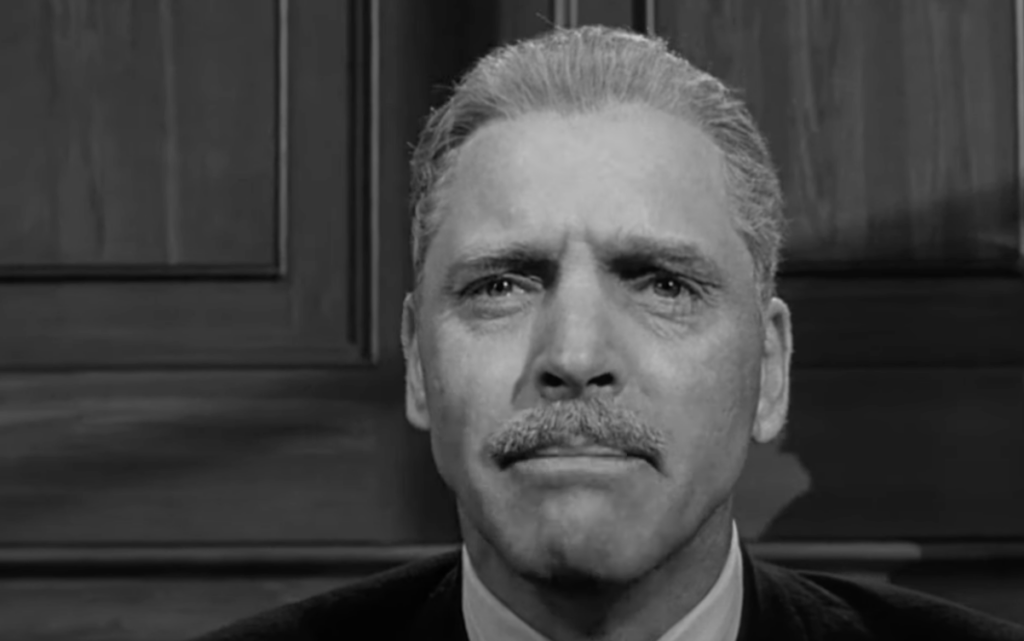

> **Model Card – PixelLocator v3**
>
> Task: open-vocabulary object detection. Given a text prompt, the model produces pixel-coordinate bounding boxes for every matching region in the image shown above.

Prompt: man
[194,26,1024,641]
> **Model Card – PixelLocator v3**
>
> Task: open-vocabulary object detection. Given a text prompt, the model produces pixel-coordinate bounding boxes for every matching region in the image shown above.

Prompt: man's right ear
[401,293,430,431]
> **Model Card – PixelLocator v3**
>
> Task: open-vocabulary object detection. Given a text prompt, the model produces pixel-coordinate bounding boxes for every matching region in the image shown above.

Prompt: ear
[402,292,430,431]
[752,297,793,444]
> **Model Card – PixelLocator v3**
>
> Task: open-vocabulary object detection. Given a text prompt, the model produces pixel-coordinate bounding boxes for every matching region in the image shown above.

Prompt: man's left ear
[752,297,793,444]
[401,293,430,431]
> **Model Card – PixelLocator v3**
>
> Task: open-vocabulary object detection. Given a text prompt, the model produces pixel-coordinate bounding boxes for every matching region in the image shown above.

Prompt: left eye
[646,275,691,298]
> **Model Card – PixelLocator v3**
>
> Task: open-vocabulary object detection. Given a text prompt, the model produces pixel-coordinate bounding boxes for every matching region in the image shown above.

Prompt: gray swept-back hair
[409,26,783,306]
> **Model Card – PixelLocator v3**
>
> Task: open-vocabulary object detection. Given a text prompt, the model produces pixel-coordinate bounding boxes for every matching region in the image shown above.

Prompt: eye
[651,276,682,298]
[645,273,695,299]
[481,277,518,297]
[465,276,527,299]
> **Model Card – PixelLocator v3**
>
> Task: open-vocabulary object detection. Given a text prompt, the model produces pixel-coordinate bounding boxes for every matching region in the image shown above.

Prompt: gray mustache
[486,397,665,469]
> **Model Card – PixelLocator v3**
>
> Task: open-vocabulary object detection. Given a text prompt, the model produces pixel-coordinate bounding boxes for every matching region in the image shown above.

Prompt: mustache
[485,397,666,470]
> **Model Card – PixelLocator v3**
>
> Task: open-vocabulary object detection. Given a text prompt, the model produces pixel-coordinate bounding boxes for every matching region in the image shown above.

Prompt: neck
[464,502,734,641]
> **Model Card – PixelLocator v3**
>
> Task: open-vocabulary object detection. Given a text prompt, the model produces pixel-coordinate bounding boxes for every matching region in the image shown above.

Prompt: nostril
[589,372,615,388]
[540,371,566,388]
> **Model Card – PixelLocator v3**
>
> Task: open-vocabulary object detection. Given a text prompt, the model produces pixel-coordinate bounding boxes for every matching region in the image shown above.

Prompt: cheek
[643,323,762,473]
[422,325,525,476]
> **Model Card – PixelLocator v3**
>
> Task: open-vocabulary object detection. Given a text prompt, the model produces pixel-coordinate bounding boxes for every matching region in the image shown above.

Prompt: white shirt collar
[462,523,744,641]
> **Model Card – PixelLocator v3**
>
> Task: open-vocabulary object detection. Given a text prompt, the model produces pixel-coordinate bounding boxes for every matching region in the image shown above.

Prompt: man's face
[403,104,790,584]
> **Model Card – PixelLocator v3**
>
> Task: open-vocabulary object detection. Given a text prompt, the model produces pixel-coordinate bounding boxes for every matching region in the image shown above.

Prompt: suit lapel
[405,556,469,640]
[737,545,809,641]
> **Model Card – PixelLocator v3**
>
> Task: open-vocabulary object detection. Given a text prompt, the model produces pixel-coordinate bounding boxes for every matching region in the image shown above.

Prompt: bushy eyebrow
[440,235,725,295]
[596,235,725,283]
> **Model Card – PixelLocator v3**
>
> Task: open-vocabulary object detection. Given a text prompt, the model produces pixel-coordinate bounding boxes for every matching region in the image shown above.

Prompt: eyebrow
[441,241,556,295]
[441,235,725,295]
[596,235,725,283]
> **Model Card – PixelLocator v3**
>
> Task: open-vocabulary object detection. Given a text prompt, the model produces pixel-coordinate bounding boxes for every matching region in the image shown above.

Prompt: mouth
[502,444,656,469]
[530,445,630,458]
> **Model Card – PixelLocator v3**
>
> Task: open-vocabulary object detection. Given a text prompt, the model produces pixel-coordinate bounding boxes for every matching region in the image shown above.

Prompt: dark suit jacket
[193,548,1024,640]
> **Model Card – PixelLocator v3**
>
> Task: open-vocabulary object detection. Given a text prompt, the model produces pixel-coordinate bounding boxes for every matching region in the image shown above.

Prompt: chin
[501,495,665,588]
[519,531,660,591]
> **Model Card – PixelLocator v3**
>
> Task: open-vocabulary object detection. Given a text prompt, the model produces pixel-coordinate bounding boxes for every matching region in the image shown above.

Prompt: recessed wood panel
[0,0,279,272]
[499,0,555,40]
[655,0,1019,269]
[0,0,375,368]
[574,0,637,29]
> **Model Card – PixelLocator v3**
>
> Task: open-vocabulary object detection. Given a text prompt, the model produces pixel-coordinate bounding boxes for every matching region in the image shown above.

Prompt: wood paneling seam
[368,0,381,361]
[643,0,655,36]
[276,0,290,277]
[158,0,181,263]
[552,0,578,28]
[1017,0,1024,270]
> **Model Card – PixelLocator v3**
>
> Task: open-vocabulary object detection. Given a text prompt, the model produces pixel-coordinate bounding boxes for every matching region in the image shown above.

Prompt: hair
[409,25,784,305]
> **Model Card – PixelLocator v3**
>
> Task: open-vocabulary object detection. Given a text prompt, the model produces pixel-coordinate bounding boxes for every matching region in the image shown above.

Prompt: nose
[532,275,624,403]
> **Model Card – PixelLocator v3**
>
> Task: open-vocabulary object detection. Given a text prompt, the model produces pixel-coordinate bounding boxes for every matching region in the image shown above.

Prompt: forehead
[425,104,751,283]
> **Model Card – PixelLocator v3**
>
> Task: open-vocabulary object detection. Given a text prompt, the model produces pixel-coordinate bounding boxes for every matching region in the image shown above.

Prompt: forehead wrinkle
[447,227,725,282]
[429,104,749,293]
[592,230,724,273]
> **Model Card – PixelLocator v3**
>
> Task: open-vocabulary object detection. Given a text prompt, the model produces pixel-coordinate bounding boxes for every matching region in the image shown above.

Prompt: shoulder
[753,559,1024,640]
[188,550,461,641]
